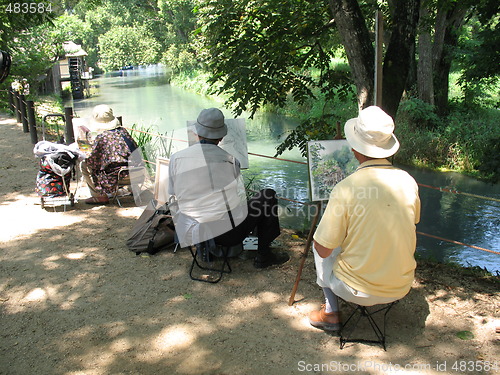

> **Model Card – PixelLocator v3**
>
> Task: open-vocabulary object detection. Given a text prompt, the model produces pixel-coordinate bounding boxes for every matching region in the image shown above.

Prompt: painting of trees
[307,140,357,201]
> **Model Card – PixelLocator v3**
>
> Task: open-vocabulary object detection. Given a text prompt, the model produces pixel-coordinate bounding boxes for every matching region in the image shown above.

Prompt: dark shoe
[309,305,341,331]
[253,250,289,269]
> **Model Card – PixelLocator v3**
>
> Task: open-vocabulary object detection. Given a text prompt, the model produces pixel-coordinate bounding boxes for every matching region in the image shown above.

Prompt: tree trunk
[433,6,467,115]
[382,0,420,118]
[328,0,375,110]
[417,5,434,105]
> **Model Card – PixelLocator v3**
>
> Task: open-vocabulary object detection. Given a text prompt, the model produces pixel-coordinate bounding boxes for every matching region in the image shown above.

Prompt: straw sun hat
[89,104,120,132]
[344,106,400,158]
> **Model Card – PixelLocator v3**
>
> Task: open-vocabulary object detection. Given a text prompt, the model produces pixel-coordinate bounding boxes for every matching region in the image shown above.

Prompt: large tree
[197,0,421,118]
[98,25,160,71]
[416,0,499,114]
[328,0,420,116]
[0,1,57,50]
[197,0,421,154]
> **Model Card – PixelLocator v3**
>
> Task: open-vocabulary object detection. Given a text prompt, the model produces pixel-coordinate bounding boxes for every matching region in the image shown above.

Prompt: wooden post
[20,94,29,133]
[14,91,22,123]
[64,107,75,144]
[374,10,383,106]
[27,100,38,144]
[8,89,15,114]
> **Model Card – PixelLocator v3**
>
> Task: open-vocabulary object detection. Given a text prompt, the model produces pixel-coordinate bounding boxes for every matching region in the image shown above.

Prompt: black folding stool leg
[339,300,398,350]
[189,241,232,283]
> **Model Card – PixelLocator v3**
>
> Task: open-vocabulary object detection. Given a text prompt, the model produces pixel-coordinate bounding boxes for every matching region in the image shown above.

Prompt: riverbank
[1,112,500,374]
[171,69,500,183]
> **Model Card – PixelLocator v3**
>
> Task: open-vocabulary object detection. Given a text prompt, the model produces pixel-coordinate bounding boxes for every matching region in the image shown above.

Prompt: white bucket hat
[344,106,400,158]
[194,108,228,139]
[89,104,120,132]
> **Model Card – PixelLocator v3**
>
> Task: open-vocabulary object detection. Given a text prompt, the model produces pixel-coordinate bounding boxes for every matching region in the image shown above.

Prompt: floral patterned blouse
[86,127,138,195]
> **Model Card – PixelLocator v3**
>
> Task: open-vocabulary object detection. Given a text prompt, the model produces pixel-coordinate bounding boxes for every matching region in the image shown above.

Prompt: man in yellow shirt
[309,106,421,331]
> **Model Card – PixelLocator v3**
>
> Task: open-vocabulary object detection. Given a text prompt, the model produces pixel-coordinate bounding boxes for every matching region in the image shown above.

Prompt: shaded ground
[1,114,499,375]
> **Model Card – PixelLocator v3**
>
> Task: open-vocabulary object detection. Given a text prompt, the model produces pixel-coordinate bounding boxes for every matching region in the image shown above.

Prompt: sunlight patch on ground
[0,118,17,125]
[24,287,47,302]
[228,295,262,311]
[109,338,132,353]
[0,195,85,242]
[117,206,144,218]
[270,301,320,331]
[155,325,196,351]
[64,252,86,260]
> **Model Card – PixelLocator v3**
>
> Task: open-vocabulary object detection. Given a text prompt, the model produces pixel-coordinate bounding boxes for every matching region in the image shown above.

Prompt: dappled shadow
[2,199,498,374]
[1,117,499,374]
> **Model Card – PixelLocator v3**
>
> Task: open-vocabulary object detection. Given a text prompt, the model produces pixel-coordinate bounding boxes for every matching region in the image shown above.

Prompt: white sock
[323,287,339,313]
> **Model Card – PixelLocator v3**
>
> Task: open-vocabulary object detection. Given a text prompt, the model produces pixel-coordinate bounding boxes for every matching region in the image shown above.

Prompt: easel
[288,122,344,306]
[288,201,322,305]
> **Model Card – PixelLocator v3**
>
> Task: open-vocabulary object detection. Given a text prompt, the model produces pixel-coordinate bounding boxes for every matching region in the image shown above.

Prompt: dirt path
[1,114,499,375]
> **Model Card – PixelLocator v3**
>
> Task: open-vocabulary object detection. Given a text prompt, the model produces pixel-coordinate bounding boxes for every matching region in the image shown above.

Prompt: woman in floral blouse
[81,105,138,204]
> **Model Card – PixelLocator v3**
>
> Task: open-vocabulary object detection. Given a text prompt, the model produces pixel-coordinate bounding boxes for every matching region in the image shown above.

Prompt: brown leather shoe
[309,305,341,331]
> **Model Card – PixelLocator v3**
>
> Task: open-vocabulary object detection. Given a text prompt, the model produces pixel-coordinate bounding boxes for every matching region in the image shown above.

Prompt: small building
[58,41,92,99]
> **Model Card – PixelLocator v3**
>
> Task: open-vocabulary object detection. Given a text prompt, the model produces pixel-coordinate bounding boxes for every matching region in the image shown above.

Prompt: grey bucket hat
[194,108,228,139]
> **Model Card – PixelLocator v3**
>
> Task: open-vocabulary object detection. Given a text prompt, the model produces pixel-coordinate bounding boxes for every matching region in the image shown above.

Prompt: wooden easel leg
[288,202,322,306]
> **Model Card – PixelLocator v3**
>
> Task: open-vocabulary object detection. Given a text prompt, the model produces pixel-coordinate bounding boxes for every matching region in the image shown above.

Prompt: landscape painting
[307,140,358,201]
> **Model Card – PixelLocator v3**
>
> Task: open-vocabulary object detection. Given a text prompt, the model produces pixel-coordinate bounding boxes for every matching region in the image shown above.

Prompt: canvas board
[307,140,358,201]
[154,157,170,205]
[187,118,249,169]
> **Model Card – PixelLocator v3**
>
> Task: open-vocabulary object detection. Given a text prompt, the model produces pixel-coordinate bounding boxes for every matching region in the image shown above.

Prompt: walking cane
[288,202,321,306]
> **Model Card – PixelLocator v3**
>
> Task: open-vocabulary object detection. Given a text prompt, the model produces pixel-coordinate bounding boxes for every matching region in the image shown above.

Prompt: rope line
[417,231,500,256]
[418,183,500,203]
[7,115,497,256]
[119,127,498,203]
[248,152,307,165]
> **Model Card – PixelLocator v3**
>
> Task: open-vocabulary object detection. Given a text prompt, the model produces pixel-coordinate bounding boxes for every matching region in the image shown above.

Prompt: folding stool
[339,300,399,350]
[189,240,242,283]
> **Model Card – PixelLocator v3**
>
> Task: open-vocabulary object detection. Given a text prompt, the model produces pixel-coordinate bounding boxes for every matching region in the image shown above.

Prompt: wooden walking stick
[288,202,321,306]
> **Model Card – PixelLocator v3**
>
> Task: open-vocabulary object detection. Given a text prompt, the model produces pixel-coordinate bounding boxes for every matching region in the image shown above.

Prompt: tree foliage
[98,25,160,71]
[0,0,56,50]
[197,0,350,117]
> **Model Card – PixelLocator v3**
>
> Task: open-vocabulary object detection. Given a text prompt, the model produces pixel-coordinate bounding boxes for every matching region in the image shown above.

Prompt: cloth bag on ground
[126,199,175,255]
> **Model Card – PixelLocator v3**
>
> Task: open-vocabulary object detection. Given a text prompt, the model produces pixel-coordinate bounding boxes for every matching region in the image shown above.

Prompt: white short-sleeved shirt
[168,143,247,246]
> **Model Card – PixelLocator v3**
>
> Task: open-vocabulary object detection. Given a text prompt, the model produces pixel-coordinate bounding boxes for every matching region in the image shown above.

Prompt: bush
[397,98,442,130]
[396,100,500,181]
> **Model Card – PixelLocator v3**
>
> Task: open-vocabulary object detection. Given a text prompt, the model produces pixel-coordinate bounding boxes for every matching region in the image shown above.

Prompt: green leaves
[197,0,340,118]
[456,330,474,340]
[98,25,160,71]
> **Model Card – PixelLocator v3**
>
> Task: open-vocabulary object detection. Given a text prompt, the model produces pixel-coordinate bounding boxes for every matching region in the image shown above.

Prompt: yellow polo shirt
[313,159,421,298]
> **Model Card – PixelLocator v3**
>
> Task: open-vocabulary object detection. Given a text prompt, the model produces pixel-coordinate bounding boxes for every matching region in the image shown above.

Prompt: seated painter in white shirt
[168,108,289,269]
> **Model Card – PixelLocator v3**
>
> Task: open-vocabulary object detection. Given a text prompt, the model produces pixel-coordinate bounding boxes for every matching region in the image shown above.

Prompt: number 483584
[6,3,53,13]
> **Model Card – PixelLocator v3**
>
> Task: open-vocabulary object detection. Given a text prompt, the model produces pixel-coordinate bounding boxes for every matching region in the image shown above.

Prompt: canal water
[67,65,500,273]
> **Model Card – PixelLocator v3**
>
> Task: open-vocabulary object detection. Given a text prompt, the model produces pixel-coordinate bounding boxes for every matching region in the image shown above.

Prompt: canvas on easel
[307,139,357,201]
[154,157,170,205]
[187,118,249,169]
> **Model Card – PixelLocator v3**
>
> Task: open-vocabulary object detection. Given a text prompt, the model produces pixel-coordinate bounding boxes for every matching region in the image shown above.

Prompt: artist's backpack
[126,199,176,255]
